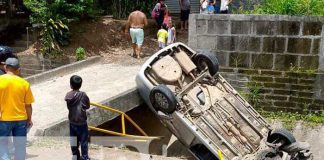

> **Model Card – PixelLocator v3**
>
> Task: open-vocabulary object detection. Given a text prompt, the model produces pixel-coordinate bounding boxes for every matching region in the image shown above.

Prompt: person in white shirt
[220,0,232,13]
[200,0,208,14]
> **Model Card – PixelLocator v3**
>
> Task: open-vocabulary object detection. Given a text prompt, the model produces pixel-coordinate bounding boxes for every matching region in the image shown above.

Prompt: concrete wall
[189,14,324,112]
[35,88,142,136]
[19,54,75,77]
[26,56,101,85]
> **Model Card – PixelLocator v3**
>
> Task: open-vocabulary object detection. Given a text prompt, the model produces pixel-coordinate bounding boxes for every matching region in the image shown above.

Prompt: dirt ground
[18,16,188,66]
[59,17,188,65]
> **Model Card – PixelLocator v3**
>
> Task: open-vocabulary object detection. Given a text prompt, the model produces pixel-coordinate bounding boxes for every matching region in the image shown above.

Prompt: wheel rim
[198,58,208,70]
[155,93,169,109]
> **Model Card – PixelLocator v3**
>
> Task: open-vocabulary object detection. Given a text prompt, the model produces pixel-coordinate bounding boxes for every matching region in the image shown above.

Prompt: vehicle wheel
[256,148,281,160]
[267,128,296,146]
[150,84,177,114]
[193,52,219,76]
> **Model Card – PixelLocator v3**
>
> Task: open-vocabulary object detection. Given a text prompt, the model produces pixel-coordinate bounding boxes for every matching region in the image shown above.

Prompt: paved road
[29,63,141,136]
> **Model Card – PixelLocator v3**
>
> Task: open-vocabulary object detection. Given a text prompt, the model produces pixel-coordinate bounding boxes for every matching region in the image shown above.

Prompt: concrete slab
[29,63,141,136]
[26,137,183,160]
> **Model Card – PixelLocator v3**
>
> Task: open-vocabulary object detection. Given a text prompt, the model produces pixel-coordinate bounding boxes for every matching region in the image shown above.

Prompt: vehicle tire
[267,128,296,146]
[256,148,281,160]
[150,84,177,114]
[193,52,219,76]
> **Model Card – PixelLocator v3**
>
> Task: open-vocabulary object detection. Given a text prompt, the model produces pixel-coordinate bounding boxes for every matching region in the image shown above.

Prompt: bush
[235,0,324,16]
[24,0,102,57]
[75,47,86,61]
[40,18,70,56]
[111,0,155,19]
[50,0,103,20]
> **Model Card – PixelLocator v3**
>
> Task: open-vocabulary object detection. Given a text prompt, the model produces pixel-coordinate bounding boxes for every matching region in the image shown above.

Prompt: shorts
[158,41,165,49]
[130,28,144,45]
[180,9,190,21]
[220,10,228,14]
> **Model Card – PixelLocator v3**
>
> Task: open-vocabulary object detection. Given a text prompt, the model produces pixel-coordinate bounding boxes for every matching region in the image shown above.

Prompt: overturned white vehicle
[136,43,312,160]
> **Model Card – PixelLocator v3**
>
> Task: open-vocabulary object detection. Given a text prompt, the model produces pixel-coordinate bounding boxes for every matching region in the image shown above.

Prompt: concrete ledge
[190,14,324,22]
[26,56,102,85]
[35,88,143,136]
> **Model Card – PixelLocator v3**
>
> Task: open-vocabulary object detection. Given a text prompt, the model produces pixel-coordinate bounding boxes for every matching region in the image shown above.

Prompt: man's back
[129,11,147,28]
[0,74,34,121]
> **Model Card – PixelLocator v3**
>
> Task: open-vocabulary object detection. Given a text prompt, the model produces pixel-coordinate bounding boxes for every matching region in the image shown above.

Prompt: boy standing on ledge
[65,75,90,160]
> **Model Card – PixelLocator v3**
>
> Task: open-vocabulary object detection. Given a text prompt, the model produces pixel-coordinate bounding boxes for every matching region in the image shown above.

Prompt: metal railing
[89,102,159,140]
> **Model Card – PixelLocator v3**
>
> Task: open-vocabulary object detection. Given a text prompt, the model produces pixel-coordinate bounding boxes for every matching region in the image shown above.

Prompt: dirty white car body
[136,43,311,160]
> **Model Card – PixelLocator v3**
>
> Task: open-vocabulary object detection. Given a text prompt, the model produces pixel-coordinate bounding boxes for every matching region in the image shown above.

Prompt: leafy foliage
[239,82,263,107]
[50,0,102,20]
[234,0,324,16]
[111,0,155,19]
[75,47,86,61]
[289,63,318,75]
[24,0,49,24]
[24,0,101,57]
[40,19,69,56]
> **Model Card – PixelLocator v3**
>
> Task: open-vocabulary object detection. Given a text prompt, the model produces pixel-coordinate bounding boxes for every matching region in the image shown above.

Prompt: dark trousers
[69,123,89,160]
[156,15,164,29]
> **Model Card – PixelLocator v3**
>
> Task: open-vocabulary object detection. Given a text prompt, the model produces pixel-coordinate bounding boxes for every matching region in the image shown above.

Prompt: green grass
[235,0,324,16]
[259,110,324,130]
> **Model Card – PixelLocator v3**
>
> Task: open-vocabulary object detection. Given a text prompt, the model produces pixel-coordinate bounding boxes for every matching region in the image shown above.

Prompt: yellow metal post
[89,126,161,140]
[124,114,148,136]
[121,113,126,135]
[89,126,125,136]
[89,102,148,137]
[218,150,224,160]
[90,102,124,114]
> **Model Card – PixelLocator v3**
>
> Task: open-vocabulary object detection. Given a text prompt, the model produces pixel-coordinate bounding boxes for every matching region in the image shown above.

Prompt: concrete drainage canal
[89,104,193,159]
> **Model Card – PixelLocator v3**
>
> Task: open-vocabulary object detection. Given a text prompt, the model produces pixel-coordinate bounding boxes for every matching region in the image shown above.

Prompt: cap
[5,57,20,69]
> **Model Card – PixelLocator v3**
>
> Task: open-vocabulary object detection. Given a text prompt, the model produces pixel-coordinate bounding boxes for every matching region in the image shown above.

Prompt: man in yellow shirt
[0,57,34,160]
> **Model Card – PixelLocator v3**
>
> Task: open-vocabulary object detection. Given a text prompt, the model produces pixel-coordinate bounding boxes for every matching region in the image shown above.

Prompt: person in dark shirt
[179,0,190,31]
[0,46,16,75]
[65,75,90,160]
[153,0,167,29]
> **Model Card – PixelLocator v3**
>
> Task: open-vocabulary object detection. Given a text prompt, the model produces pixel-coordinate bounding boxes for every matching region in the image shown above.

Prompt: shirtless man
[125,8,148,59]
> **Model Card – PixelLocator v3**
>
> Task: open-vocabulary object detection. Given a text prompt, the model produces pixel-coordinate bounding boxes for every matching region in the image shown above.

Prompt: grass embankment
[259,110,324,130]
